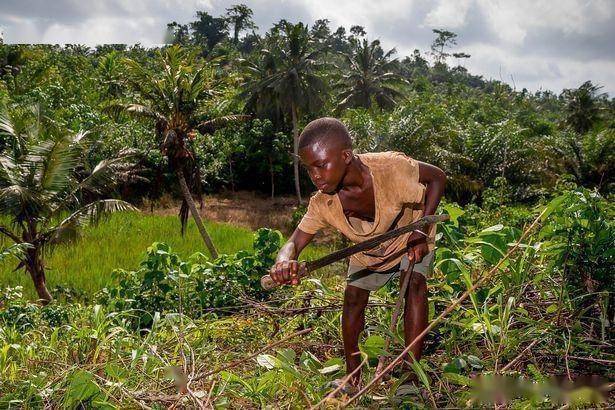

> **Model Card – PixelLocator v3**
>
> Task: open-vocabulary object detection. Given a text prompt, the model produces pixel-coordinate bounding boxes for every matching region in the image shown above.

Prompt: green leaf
[276,348,296,364]
[319,364,342,374]
[64,370,102,408]
[466,355,483,369]
[481,224,504,233]
[256,354,279,370]
[443,204,464,226]
[360,335,386,359]
[546,303,559,314]
[443,372,473,386]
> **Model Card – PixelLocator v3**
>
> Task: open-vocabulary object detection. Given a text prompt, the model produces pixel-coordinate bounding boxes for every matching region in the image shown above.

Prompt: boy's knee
[344,285,369,310]
[408,272,427,293]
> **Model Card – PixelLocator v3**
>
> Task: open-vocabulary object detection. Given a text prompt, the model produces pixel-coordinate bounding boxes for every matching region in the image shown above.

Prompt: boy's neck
[340,154,370,190]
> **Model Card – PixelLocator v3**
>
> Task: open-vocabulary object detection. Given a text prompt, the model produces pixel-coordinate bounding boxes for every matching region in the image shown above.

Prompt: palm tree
[241,22,326,204]
[562,81,606,134]
[0,108,137,304]
[336,39,407,111]
[239,49,283,127]
[106,46,246,258]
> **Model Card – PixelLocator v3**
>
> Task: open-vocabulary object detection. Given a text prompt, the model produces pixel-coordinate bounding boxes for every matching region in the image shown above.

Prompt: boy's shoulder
[358,150,414,165]
[358,151,418,172]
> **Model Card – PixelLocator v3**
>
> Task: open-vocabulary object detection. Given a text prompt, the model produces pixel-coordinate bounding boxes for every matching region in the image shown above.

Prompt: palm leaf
[0,242,32,263]
[77,152,137,195]
[54,199,139,236]
[196,115,251,135]
[103,102,167,124]
[37,133,84,193]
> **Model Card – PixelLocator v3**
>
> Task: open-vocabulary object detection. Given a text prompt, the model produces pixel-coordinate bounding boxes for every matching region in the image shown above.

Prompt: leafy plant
[0,108,137,303]
[98,228,283,329]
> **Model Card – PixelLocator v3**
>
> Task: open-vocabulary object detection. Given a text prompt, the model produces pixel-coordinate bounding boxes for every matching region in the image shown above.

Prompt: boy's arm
[407,161,447,261]
[270,228,315,285]
[418,161,446,216]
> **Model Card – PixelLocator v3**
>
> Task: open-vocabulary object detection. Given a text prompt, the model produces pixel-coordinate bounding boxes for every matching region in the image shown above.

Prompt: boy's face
[299,140,351,195]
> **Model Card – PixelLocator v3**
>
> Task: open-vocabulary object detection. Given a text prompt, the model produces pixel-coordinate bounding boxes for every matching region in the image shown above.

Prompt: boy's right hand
[270,260,306,286]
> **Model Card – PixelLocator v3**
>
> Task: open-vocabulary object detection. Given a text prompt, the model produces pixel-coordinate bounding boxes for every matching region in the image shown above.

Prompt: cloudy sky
[2,0,614,96]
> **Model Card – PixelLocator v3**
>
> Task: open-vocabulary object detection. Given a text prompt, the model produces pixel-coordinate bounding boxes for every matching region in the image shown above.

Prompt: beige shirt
[297,151,436,272]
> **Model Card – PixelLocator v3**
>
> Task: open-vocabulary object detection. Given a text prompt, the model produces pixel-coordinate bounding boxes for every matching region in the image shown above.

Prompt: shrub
[98,228,283,328]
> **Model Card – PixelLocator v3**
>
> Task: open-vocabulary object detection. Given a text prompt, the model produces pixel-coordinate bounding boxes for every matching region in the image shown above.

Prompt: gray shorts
[346,252,434,291]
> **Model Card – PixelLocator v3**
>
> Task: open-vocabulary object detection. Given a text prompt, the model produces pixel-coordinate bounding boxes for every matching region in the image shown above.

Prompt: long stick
[375,260,415,374]
[341,209,546,407]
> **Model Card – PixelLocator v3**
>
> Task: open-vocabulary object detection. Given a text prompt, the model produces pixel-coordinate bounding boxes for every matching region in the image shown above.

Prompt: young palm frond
[0,108,139,303]
[47,199,138,243]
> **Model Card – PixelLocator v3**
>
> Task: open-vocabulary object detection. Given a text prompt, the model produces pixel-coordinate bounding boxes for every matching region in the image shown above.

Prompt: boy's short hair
[299,117,352,150]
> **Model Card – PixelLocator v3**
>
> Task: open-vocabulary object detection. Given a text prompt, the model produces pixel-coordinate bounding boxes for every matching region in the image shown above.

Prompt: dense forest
[0,4,613,408]
[1,6,612,204]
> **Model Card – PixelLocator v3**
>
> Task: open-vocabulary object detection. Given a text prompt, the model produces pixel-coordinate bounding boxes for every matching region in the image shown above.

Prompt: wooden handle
[260,274,277,290]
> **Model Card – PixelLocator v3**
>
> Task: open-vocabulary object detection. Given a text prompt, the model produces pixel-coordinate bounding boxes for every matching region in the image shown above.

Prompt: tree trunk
[176,170,218,259]
[269,155,275,199]
[229,158,235,192]
[27,251,52,305]
[291,101,302,205]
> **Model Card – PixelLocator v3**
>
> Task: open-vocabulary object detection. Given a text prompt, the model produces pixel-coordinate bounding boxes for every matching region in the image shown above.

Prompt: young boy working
[269,117,446,386]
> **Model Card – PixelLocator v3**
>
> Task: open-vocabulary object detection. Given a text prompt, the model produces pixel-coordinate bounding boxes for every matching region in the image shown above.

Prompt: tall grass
[0,211,329,299]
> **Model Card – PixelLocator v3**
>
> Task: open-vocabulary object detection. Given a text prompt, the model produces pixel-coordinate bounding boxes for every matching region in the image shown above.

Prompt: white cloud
[0,0,613,95]
[477,0,614,45]
[423,0,472,29]
[459,43,615,93]
[41,17,162,45]
[284,0,414,35]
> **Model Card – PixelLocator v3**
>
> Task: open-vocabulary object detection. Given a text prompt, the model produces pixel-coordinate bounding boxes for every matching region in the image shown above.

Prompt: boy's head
[298,117,353,194]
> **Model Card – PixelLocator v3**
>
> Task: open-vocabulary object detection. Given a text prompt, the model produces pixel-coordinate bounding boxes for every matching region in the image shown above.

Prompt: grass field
[0,211,330,300]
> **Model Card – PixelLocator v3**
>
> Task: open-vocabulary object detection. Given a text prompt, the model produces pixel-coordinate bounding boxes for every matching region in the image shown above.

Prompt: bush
[98,228,283,328]
[0,286,72,329]
[540,188,614,326]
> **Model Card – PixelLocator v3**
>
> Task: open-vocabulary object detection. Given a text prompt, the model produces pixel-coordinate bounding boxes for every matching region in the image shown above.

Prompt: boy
[269,117,446,387]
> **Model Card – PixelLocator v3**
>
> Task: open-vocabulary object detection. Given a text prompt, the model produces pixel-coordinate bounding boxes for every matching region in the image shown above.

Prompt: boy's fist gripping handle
[261,214,449,290]
[262,262,308,290]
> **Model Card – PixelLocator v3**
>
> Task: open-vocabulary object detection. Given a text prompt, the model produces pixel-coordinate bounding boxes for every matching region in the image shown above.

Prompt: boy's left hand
[408,241,429,263]
[406,230,429,263]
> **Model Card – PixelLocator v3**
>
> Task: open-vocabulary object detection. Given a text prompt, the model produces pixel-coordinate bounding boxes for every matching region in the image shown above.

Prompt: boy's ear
[342,149,353,164]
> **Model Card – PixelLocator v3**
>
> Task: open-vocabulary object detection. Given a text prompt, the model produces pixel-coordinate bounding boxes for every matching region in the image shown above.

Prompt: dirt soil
[144,191,301,234]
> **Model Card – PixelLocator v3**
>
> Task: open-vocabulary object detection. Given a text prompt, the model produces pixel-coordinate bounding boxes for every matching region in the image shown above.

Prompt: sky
[1,0,614,96]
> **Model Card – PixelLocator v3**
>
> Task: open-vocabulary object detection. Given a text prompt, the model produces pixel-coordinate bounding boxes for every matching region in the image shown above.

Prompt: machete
[260,214,449,289]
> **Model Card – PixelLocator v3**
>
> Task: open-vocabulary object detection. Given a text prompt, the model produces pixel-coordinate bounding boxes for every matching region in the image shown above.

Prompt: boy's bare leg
[403,271,428,371]
[342,284,370,385]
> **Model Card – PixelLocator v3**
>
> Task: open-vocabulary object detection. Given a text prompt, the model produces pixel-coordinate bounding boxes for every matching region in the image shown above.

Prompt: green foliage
[0,10,613,408]
[540,188,614,327]
[482,176,512,210]
[0,192,612,407]
[0,108,137,302]
[290,204,307,229]
[98,228,283,328]
[336,39,407,110]
[222,347,347,405]
[0,286,72,330]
